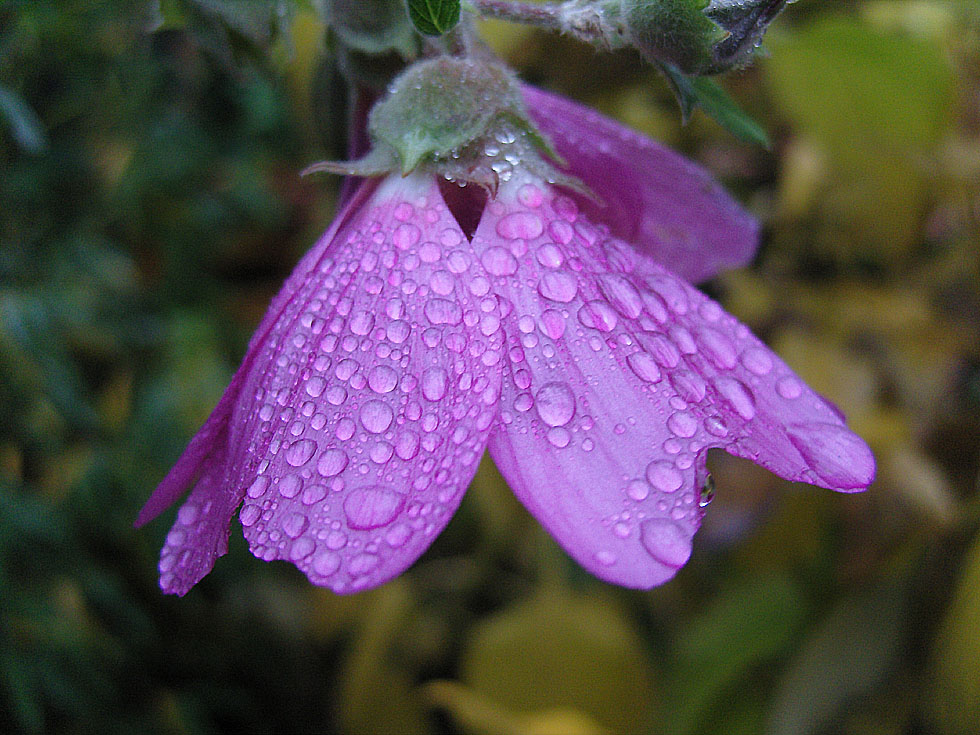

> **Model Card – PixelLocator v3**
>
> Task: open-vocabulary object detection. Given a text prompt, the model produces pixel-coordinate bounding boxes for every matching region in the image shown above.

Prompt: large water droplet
[776,376,803,399]
[285,439,316,467]
[496,211,543,240]
[317,448,348,477]
[698,327,738,370]
[282,513,309,539]
[539,309,566,339]
[246,476,270,499]
[640,518,692,568]
[368,364,398,394]
[577,301,618,332]
[627,352,662,384]
[646,460,683,493]
[360,400,394,434]
[535,243,564,268]
[424,298,463,325]
[537,271,578,303]
[305,376,327,397]
[715,377,756,421]
[421,367,449,401]
[481,246,518,276]
[742,347,774,376]
[343,486,405,530]
[535,382,576,427]
[312,550,340,576]
[598,274,643,319]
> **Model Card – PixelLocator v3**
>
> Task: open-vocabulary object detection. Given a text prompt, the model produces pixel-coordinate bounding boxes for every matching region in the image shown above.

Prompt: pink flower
[137,87,874,595]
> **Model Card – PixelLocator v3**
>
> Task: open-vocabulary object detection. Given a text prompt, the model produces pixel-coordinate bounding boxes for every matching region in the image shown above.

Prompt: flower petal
[229,174,503,594]
[522,84,759,284]
[476,174,873,588]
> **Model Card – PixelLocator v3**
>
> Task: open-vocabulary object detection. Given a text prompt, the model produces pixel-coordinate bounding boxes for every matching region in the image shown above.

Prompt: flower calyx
[304,56,582,195]
[563,0,788,76]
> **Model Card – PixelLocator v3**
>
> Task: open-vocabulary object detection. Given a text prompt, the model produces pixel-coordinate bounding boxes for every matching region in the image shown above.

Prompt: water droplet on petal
[715,377,756,421]
[317,448,348,477]
[640,519,692,568]
[285,439,316,467]
[667,412,698,438]
[368,365,398,394]
[283,513,309,539]
[535,382,576,427]
[539,309,566,339]
[699,474,715,507]
[343,486,405,530]
[279,474,302,499]
[646,460,683,493]
[305,376,327,397]
[246,476,270,499]
[360,400,394,434]
[598,274,643,319]
[536,243,564,268]
[698,327,738,370]
[547,426,571,447]
[578,301,618,332]
[742,347,774,376]
[240,504,261,527]
[537,271,578,303]
[349,553,379,576]
[289,536,315,561]
[424,298,462,325]
[312,550,340,576]
[627,352,662,383]
[421,367,449,401]
[626,479,651,501]
[481,247,518,276]
[777,375,803,399]
[496,211,543,240]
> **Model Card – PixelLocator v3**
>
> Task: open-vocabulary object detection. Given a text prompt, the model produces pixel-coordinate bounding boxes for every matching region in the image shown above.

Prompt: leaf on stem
[407,0,461,36]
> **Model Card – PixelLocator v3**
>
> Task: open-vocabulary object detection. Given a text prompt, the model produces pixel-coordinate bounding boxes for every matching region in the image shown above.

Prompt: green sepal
[407,0,461,37]
[657,61,770,148]
[368,57,521,173]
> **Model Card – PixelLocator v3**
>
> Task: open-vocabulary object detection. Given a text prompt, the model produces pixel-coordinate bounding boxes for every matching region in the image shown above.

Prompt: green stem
[465,0,564,31]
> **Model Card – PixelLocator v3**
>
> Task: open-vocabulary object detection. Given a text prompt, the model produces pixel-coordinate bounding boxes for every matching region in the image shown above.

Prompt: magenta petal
[476,175,873,588]
[522,84,759,284]
[228,174,503,594]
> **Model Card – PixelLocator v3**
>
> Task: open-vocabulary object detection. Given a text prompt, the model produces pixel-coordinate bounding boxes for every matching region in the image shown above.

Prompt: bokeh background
[2,1,978,733]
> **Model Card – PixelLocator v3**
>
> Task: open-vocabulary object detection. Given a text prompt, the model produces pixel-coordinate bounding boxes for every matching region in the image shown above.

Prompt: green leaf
[407,0,461,37]
[658,63,771,147]
[0,84,49,154]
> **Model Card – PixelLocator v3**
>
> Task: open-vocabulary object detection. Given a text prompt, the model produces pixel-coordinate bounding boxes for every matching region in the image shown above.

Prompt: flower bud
[595,0,788,76]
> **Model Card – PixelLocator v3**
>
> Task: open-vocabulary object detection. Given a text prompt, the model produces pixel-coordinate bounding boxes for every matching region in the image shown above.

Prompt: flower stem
[465,0,564,32]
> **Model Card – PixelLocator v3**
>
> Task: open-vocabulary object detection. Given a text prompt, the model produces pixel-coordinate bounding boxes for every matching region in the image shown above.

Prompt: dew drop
[640,519,692,568]
[626,479,651,501]
[667,411,698,438]
[360,400,394,434]
[343,486,405,530]
[598,274,643,319]
[496,211,543,240]
[246,476,270,499]
[537,271,578,303]
[547,426,571,448]
[577,301,618,332]
[776,375,803,399]
[312,550,340,576]
[240,504,261,527]
[421,367,449,401]
[646,460,683,493]
[289,536,315,561]
[698,327,738,370]
[283,513,309,539]
[539,309,566,339]
[305,376,327,397]
[535,382,576,427]
[535,243,564,268]
[715,377,756,421]
[742,347,774,376]
[627,352,662,383]
[285,439,316,467]
[317,448,348,477]
[368,364,398,394]
[279,474,302,499]
[481,246,518,276]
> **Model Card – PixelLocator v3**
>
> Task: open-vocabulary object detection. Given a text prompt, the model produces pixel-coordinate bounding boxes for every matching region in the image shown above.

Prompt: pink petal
[229,174,503,594]
[476,175,873,588]
[522,84,759,285]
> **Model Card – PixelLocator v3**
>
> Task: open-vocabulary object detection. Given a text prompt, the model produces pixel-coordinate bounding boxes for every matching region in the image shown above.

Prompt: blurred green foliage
[1,1,979,734]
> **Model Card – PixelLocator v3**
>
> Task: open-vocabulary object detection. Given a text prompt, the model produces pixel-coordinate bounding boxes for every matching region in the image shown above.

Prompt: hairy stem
[465,0,564,31]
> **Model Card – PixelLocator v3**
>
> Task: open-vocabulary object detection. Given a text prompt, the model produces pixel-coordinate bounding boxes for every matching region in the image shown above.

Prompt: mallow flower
[137,57,874,596]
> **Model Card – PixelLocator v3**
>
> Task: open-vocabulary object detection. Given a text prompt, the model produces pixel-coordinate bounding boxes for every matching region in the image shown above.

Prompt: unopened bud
[573,0,788,76]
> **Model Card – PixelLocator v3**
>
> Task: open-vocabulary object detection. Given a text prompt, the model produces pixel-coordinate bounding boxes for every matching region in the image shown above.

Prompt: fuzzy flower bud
[565,0,788,76]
